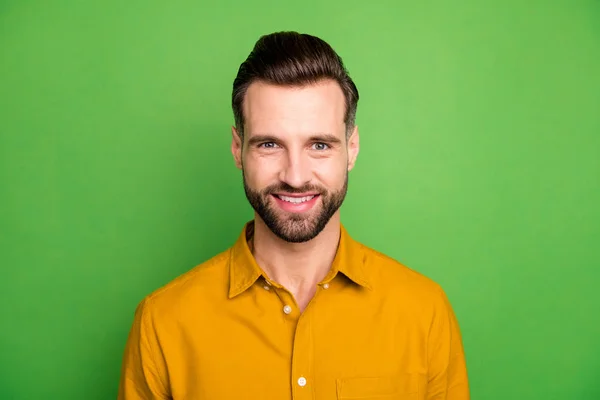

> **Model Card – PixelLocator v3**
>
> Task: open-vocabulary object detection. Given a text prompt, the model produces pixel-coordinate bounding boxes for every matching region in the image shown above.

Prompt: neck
[250,214,341,308]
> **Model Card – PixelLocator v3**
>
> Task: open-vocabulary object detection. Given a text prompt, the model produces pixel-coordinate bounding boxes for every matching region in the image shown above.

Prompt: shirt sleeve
[426,286,470,400]
[118,297,170,400]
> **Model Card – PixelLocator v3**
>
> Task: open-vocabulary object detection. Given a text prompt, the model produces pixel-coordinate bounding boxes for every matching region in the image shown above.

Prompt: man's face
[231,79,359,243]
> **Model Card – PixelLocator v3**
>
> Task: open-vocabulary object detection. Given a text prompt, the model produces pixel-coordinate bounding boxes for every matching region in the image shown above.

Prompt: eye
[312,142,329,151]
[259,142,279,149]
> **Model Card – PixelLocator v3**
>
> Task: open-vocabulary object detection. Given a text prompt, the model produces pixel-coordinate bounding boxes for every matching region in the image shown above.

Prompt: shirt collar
[228,220,371,299]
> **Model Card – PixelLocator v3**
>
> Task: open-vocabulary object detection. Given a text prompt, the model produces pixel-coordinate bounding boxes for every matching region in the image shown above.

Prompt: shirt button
[297,376,307,387]
[323,283,330,289]
[283,305,292,314]
[263,285,270,291]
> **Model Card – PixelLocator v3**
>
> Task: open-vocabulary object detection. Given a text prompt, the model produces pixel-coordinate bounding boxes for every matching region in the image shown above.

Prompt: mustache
[263,183,323,195]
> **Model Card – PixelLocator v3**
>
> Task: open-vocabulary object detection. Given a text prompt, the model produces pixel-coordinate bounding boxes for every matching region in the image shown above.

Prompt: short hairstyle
[232,31,359,139]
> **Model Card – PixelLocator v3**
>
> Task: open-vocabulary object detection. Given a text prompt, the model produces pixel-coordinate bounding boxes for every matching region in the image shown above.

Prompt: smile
[276,195,316,204]
[271,193,320,212]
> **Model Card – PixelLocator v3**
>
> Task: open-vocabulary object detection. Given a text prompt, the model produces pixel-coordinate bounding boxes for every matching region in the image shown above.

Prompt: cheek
[313,158,347,188]
[243,154,281,187]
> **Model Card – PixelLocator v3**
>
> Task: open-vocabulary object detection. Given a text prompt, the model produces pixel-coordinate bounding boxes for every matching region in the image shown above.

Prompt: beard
[243,172,348,243]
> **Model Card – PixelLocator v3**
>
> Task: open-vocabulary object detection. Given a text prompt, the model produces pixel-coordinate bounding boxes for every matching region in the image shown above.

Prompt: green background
[1,0,599,398]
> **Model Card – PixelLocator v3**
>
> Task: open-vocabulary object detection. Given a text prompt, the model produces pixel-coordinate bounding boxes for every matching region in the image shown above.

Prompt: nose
[279,150,311,189]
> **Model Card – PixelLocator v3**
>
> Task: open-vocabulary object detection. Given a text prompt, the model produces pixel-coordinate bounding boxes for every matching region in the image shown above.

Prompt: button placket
[276,288,298,320]
[291,310,313,399]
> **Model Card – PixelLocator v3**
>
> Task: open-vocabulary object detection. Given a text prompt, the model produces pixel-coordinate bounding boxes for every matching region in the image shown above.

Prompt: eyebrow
[247,133,343,147]
[247,135,278,147]
[310,133,343,145]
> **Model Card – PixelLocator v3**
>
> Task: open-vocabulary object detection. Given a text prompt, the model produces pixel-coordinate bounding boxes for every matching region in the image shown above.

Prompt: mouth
[271,193,320,212]
[274,194,318,204]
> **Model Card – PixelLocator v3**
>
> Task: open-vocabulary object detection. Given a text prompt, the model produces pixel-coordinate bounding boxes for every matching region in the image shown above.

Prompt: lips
[271,193,320,212]
[276,194,316,204]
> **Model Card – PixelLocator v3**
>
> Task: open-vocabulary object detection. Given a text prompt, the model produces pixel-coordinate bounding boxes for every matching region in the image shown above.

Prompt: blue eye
[313,142,329,150]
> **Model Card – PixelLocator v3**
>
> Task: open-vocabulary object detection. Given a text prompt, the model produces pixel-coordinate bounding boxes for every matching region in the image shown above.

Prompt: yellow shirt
[118,221,469,399]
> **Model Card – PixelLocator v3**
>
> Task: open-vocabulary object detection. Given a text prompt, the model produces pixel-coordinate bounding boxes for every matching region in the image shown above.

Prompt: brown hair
[232,31,359,139]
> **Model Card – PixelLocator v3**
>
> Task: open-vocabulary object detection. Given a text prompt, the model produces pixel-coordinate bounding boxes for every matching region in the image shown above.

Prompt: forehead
[242,80,346,136]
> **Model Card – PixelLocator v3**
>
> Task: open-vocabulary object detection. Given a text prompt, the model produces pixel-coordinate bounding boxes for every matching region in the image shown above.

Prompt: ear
[231,126,243,170]
[347,125,360,171]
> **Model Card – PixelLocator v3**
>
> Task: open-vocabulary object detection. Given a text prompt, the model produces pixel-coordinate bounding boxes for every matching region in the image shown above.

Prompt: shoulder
[139,249,231,315]
[359,242,449,308]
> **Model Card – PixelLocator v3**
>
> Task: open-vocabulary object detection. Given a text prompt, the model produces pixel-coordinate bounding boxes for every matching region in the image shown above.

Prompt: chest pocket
[336,373,423,399]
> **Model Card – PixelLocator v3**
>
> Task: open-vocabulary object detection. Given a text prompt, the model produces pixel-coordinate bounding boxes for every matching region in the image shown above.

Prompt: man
[118,31,469,400]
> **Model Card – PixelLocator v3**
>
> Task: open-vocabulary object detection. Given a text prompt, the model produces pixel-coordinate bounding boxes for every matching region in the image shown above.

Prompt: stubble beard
[242,171,348,243]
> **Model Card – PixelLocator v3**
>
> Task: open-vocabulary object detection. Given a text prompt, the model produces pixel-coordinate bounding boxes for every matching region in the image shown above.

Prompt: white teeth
[278,195,315,204]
